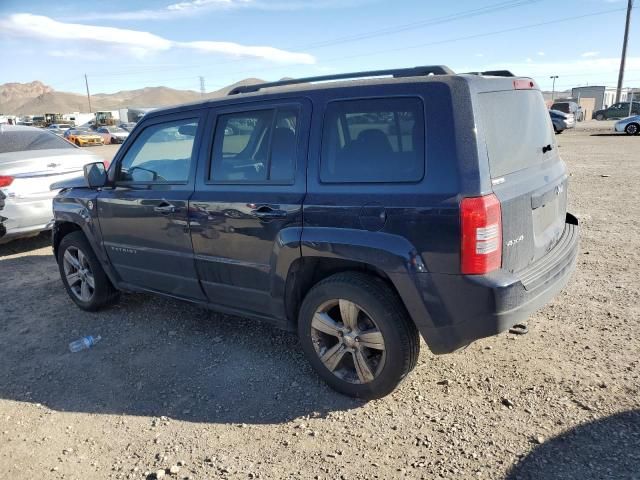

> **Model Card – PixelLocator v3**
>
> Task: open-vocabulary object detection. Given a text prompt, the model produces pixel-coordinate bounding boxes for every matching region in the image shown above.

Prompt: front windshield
[108,127,127,133]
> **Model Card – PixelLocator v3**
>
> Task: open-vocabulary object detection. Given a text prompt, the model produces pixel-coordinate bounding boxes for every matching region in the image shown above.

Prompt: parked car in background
[593,102,640,120]
[549,109,575,133]
[95,126,129,144]
[51,66,579,399]
[119,122,137,132]
[64,128,104,147]
[551,101,583,122]
[47,124,74,136]
[0,125,102,243]
[614,115,640,135]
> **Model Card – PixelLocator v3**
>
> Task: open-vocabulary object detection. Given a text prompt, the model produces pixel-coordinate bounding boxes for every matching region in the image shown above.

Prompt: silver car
[614,115,640,135]
[47,123,74,136]
[0,125,102,243]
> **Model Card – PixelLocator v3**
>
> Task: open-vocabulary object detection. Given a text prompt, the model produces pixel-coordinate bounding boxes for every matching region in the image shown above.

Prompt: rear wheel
[298,272,419,399]
[58,231,119,311]
[625,123,639,135]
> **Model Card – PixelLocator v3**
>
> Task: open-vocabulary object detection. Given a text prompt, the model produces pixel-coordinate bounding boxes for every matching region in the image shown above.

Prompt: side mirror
[84,162,107,188]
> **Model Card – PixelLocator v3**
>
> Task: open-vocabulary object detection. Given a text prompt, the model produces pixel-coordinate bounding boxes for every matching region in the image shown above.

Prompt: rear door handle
[250,205,287,219]
[154,202,177,214]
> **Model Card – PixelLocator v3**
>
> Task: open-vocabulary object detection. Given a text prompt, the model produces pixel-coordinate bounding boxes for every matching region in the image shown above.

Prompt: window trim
[319,96,426,185]
[206,103,301,186]
[114,115,201,187]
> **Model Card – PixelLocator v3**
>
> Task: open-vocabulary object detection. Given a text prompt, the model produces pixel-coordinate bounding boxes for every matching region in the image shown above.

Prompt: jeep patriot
[52,66,579,398]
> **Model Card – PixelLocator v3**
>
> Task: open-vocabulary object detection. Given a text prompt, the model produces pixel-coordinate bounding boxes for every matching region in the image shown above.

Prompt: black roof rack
[465,70,515,77]
[227,65,455,95]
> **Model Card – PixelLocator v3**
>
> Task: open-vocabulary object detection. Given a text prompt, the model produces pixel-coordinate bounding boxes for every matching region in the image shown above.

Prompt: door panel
[189,100,310,319]
[97,112,206,300]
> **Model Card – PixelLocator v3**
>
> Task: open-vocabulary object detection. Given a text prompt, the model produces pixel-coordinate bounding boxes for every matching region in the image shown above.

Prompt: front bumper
[407,214,579,354]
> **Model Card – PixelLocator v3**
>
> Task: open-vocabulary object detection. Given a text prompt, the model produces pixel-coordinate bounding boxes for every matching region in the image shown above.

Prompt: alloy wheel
[63,246,95,302]
[310,299,386,384]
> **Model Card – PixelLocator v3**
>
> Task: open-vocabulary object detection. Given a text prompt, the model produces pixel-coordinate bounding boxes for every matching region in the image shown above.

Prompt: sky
[0,0,637,95]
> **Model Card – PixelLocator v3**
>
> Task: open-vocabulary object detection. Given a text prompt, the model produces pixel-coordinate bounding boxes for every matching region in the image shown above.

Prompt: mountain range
[1,79,570,116]
[0,79,263,116]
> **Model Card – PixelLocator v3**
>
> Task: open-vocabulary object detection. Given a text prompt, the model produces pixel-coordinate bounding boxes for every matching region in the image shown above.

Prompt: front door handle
[250,205,287,219]
[154,202,177,214]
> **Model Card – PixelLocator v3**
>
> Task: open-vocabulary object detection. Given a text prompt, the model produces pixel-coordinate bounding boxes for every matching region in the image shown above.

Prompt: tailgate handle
[531,182,563,210]
[542,144,553,154]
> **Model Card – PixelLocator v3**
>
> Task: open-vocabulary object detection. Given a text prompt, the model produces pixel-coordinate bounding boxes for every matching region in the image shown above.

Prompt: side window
[210,107,298,183]
[321,98,425,183]
[117,118,198,183]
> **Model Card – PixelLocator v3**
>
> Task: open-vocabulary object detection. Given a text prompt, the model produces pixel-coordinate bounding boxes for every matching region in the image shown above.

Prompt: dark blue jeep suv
[52,66,579,399]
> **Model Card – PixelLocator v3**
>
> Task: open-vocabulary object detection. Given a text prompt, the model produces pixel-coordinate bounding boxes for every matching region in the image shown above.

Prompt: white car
[47,123,74,136]
[614,115,640,135]
[95,126,129,144]
[0,125,102,243]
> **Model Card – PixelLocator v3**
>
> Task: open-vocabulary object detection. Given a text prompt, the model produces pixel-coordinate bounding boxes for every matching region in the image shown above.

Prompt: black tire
[595,113,605,121]
[298,272,419,399]
[57,231,119,311]
[555,129,563,134]
[75,139,81,146]
[625,123,639,135]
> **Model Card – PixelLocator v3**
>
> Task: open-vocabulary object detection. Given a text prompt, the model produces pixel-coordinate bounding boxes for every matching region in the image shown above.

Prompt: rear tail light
[460,194,502,274]
[0,175,14,188]
[513,79,536,90]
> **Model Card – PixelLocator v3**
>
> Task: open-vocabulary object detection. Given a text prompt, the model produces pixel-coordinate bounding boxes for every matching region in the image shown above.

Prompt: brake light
[460,194,502,274]
[0,175,14,187]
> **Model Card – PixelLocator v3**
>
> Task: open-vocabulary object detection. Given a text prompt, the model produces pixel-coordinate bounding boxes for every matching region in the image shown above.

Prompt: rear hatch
[476,85,568,273]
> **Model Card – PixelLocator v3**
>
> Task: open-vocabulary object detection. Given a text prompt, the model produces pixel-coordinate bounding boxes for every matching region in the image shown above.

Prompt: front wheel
[625,123,639,135]
[75,139,81,146]
[298,272,419,399]
[58,231,119,311]
[595,113,605,121]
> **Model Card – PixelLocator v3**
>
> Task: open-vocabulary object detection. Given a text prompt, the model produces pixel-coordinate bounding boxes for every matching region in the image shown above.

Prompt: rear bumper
[408,213,579,354]
[0,195,54,243]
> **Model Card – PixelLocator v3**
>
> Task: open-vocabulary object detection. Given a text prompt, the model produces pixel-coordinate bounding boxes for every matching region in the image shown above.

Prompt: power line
[615,0,634,102]
[82,0,540,79]
[84,5,630,91]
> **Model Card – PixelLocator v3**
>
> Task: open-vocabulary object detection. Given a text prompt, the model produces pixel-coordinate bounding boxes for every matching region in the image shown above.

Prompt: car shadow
[0,231,52,257]
[506,410,640,479]
[0,253,362,425]
[589,133,628,137]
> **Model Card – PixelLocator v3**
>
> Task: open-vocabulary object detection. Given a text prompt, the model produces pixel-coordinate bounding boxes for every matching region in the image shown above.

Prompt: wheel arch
[281,228,432,331]
[52,220,82,258]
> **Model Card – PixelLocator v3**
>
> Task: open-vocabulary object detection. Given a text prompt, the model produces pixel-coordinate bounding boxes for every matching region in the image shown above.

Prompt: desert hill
[0,78,264,115]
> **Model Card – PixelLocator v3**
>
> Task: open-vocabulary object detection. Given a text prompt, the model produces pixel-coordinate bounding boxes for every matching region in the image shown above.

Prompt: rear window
[477,90,554,178]
[320,98,425,183]
[551,103,570,113]
[0,129,75,155]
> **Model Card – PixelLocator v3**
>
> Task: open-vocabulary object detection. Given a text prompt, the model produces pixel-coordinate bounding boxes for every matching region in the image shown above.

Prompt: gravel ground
[0,121,638,480]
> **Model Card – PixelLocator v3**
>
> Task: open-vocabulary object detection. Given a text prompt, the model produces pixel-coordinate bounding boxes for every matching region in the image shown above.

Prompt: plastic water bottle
[69,335,102,353]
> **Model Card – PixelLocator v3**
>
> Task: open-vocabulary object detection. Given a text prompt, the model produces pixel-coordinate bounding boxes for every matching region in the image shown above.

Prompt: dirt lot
[1,121,639,480]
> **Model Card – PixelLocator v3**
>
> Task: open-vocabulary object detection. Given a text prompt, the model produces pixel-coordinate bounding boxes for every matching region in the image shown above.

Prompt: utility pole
[615,0,633,103]
[550,75,559,101]
[84,74,92,113]
[199,76,205,97]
